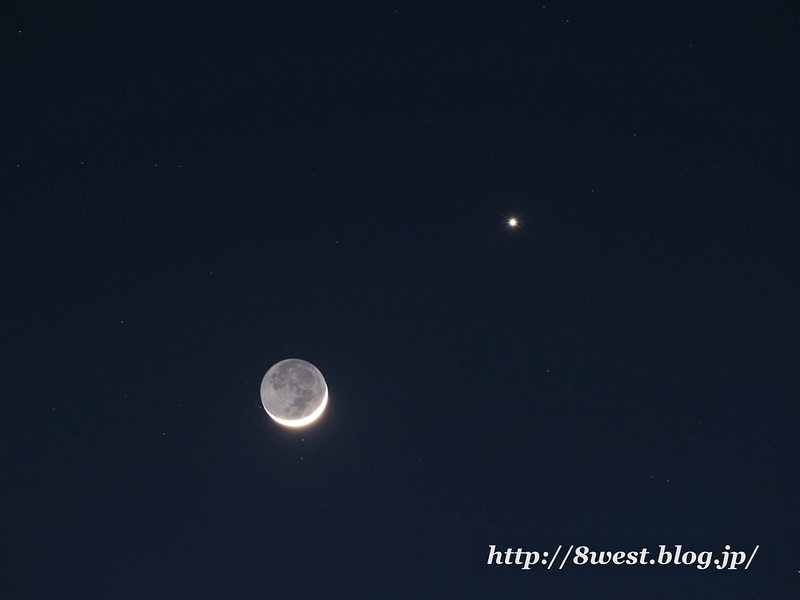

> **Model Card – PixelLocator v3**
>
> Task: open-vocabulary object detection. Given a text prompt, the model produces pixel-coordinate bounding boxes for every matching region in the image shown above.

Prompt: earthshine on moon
[260,359,328,427]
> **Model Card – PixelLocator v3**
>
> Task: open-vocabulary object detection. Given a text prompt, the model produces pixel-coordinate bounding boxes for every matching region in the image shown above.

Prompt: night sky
[2,2,798,598]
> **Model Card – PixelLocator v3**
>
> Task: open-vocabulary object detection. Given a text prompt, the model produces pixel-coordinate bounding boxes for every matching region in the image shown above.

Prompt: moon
[260,359,328,427]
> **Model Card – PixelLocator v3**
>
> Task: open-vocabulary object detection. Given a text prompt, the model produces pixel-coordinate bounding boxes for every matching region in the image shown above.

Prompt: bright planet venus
[260,359,328,427]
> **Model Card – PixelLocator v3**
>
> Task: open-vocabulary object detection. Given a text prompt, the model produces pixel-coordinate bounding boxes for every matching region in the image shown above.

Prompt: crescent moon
[260,359,328,428]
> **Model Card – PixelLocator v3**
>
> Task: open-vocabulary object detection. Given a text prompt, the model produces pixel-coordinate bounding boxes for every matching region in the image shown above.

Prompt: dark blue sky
[2,1,798,597]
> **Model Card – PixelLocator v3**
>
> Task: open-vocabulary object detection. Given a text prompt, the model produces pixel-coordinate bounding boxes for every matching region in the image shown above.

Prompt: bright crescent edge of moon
[265,386,328,428]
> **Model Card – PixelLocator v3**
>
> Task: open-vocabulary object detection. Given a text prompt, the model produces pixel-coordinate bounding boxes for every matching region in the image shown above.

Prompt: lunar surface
[260,359,328,427]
